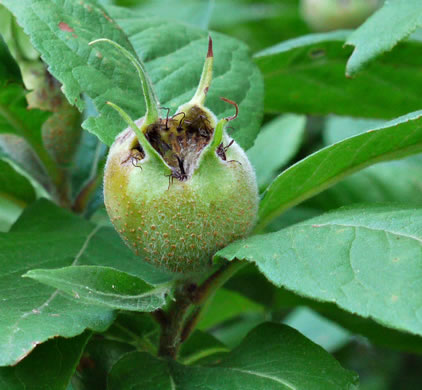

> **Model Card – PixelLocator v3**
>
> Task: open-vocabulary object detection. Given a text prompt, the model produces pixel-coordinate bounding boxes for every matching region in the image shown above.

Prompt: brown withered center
[133,106,216,179]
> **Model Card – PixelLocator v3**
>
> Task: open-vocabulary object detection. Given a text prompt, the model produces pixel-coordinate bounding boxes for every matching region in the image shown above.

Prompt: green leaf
[210,312,265,349]
[71,126,106,199]
[217,204,422,338]
[0,5,39,64]
[198,288,265,330]
[179,330,229,365]
[108,323,358,389]
[2,0,263,150]
[0,52,50,164]
[315,303,422,355]
[0,195,23,232]
[308,157,422,211]
[0,333,90,390]
[323,116,385,145]
[211,0,310,53]
[309,116,422,211]
[247,114,306,191]
[227,266,422,355]
[103,311,159,355]
[71,336,134,390]
[0,134,53,194]
[0,156,36,204]
[254,30,422,118]
[0,36,20,82]
[284,307,351,353]
[346,0,422,76]
[0,199,172,366]
[25,265,170,312]
[257,110,422,230]
[124,0,214,30]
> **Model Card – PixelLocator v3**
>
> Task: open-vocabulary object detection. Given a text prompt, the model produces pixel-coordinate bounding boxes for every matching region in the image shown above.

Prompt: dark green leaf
[0,156,36,204]
[71,336,134,390]
[247,114,306,191]
[0,333,90,390]
[25,265,170,312]
[104,311,159,353]
[0,199,172,366]
[255,31,422,118]
[179,330,229,365]
[257,110,422,230]
[217,204,422,338]
[0,35,20,82]
[0,195,23,232]
[109,323,358,389]
[346,0,422,75]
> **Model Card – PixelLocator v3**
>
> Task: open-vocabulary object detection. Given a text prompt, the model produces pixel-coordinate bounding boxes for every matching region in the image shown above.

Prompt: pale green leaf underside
[257,110,422,230]
[217,205,422,338]
[346,0,422,75]
[108,323,358,389]
[0,199,172,366]
[254,30,422,118]
[25,265,169,312]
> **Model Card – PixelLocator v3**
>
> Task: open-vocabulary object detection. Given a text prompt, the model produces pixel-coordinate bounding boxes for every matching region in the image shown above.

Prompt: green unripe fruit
[93,38,259,275]
[301,0,381,32]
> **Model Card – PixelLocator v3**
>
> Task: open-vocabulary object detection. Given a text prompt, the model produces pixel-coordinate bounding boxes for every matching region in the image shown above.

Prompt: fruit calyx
[90,36,237,183]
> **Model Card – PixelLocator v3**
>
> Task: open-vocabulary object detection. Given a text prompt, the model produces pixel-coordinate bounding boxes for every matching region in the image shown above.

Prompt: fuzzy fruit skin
[104,121,259,275]
[301,0,381,31]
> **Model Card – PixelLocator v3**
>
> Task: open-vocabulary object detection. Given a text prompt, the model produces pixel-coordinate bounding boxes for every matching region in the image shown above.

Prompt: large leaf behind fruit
[0,199,172,366]
[108,323,358,389]
[1,0,263,150]
[217,205,422,337]
[255,31,422,118]
[257,110,422,230]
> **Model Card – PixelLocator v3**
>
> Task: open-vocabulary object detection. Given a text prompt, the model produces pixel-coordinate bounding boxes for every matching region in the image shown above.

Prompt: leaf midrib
[4,225,101,362]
